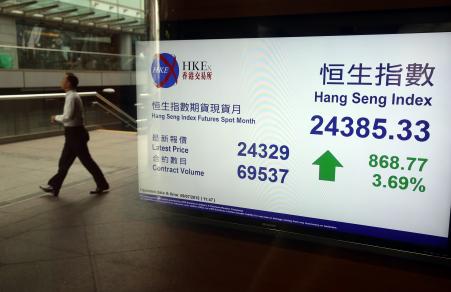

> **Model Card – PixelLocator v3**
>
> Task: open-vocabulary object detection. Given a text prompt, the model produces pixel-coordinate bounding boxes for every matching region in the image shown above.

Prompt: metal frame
[1,0,37,11]
[44,8,78,18]
[24,4,59,15]
[62,11,94,21]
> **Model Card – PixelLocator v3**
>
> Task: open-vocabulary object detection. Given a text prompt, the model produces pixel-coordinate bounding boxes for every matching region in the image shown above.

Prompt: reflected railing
[92,92,137,130]
[0,44,135,71]
[0,91,137,143]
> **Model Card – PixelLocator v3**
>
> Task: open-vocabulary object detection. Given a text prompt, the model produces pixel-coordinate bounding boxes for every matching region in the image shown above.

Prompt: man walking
[40,73,109,197]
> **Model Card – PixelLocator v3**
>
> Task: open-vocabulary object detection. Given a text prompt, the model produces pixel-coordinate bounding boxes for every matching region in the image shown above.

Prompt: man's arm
[53,95,75,124]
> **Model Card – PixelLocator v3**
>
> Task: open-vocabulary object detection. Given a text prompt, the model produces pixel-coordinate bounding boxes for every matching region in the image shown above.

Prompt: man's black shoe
[90,187,109,195]
[39,185,59,197]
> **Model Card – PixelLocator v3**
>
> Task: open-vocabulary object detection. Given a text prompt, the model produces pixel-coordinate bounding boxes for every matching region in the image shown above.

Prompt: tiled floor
[0,131,450,292]
[0,130,134,205]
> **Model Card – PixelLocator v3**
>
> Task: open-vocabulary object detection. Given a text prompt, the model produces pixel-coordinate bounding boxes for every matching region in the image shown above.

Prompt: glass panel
[0,96,121,140]
[0,45,135,71]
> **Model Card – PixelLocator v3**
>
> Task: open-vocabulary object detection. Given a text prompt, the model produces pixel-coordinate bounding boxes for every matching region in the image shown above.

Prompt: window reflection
[15,22,142,71]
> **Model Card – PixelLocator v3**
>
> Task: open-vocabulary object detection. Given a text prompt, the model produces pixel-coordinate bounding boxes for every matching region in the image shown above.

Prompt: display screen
[136,32,451,254]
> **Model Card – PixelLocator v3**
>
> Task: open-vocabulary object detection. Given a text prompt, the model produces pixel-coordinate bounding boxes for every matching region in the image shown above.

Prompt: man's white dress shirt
[55,90,85,127]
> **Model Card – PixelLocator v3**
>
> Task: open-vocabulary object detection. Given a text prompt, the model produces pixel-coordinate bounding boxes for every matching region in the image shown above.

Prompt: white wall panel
[102,71,132,86]
[24,71,63,87]
[0,71,23,88]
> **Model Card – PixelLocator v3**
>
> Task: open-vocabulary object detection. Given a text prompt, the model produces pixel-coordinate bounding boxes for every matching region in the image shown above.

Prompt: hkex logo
[151,53,179,88]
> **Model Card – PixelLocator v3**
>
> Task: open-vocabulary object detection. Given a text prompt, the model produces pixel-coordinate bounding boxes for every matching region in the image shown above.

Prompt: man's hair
[66,72,79,89]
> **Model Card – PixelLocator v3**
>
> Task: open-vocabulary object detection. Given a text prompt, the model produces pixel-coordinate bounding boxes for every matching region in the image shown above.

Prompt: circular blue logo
[150,53,179,88]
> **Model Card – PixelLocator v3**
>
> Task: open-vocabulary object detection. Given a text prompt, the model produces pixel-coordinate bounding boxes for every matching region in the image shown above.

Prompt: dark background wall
[158,0,451,21]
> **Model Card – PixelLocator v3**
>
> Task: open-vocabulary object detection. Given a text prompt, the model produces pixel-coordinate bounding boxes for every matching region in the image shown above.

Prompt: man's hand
[50,115,56,124]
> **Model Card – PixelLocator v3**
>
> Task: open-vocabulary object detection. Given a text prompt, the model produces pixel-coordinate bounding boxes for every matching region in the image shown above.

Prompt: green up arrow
[312,150,343,182]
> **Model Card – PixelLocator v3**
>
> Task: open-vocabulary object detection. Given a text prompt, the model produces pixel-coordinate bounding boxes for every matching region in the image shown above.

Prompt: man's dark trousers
[48,126,108,192]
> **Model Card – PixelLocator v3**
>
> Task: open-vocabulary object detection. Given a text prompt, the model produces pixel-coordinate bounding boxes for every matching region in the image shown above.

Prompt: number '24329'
[237,142,289,160]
